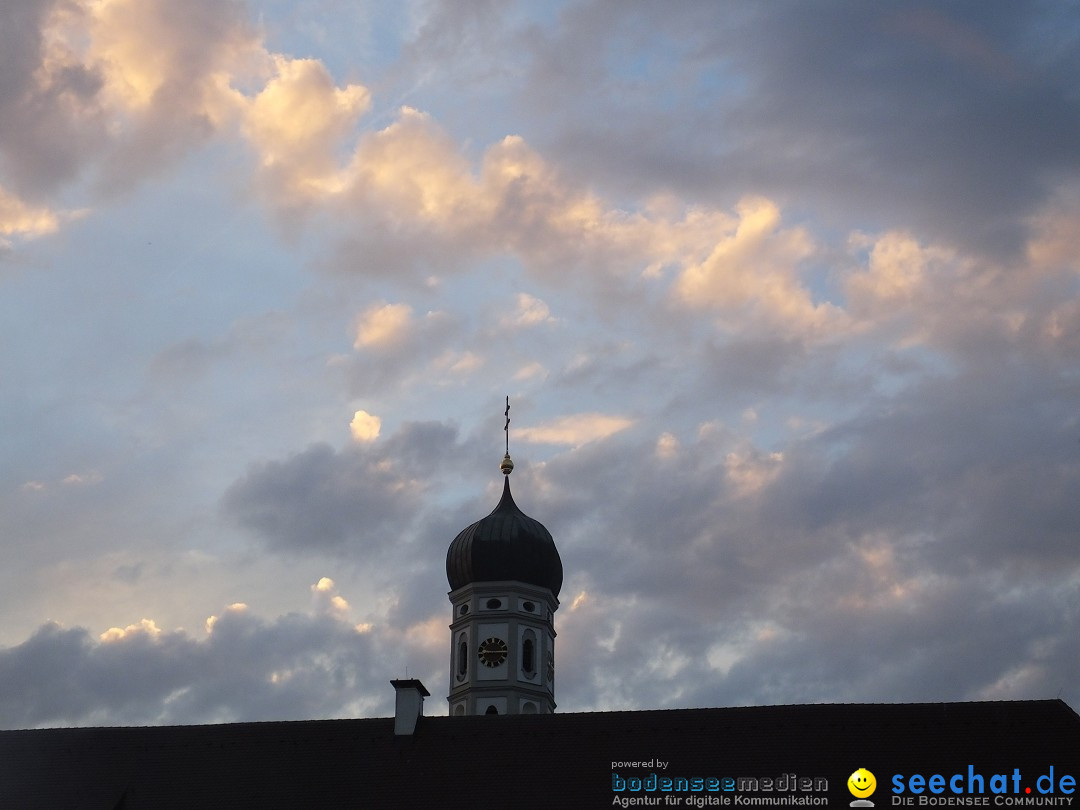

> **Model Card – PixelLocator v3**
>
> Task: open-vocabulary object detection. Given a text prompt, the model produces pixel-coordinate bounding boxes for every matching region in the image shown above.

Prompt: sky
[1,0,1079,728]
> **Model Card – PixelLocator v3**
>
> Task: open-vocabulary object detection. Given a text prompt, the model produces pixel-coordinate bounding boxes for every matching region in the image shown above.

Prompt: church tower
[444,401,562,716]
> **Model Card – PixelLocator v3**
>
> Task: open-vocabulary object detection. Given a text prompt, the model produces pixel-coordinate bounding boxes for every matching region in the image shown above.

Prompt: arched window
[485,704,499,715]
[522,636,535,675]
[457,637,468,677]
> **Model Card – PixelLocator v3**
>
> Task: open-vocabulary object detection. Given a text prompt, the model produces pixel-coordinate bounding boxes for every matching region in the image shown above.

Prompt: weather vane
[500,395,514,475]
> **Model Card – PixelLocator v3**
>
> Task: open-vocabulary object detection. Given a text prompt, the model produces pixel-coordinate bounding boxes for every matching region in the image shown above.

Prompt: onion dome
[446,472,563,597]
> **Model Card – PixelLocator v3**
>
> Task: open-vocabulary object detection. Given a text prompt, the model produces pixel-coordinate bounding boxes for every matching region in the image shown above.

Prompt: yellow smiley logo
[848,768,877,798]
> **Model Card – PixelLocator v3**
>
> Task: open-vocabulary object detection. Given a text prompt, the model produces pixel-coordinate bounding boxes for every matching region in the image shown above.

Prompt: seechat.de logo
[850,768,878,808]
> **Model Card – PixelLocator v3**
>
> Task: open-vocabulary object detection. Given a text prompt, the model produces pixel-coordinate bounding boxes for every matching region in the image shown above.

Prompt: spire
[500,394,514,476]
[446,396,561,716]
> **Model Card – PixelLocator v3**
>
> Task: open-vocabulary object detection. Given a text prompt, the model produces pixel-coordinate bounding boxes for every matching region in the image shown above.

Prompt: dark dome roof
[446,477,563,597]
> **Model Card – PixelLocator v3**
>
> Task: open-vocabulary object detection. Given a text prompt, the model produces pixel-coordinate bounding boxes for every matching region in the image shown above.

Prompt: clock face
[477,637,508,667]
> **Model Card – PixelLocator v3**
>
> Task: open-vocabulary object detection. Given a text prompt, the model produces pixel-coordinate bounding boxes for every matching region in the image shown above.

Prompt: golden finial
[501,396,514,475]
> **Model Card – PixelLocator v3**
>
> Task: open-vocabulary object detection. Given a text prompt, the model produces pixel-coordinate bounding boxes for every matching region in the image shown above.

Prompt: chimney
[390,679,430,735]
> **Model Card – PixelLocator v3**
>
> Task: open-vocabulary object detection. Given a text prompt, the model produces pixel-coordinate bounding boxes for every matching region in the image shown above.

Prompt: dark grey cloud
[323,227,480,282]
[0,0,255,203]
[147,312,294,389]
[513,0,1080,256]
[0,607,387,729]
[0,0,106,197]
[767,357,1080,573]
[518,331,1080,711]
[699,336,814,401]
[702,573,1080,707]
[399,0,512,80]
[222,421,463,554]
[89,0,257,197]
[223,442,419,552]
[2,0,1077,728]
[342,307,466,398]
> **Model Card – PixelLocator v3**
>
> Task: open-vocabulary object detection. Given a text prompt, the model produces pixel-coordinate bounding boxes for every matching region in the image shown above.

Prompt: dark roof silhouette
[446,476,563,596]
[1,700,1077,809]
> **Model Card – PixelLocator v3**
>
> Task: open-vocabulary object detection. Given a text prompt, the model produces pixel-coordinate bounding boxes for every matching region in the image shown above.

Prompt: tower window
[522,601,535,612]
[485,598,502,610]
[458,604,469,616]
[458,638,468,677]
[485,705,499,715]
[522,637,535,675]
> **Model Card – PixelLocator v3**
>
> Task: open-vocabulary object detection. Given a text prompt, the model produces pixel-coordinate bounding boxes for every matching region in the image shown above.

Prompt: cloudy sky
[1,0,1079,728]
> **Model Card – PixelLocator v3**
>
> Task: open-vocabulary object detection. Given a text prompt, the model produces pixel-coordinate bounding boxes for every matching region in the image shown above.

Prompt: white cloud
[517,413,634,446]
[86,0,256,114]
[0,186,60,239]
[0,592,396,727]
[61,470,103,486]
[502,292,556,328]
[349,410,381,443]
[513,361,548,381]
[404,614,445,648]
[655,432,680,460]
[346,106,479,224]
[311,577,351,616]
[244,55,371,198]
[433,350,483,376]
[845,230,962,325]
[674,197,842,336]
[99,618,162,643]
[724,446,784,499]
[353,303,413,348]
[1027,198,1080,272]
